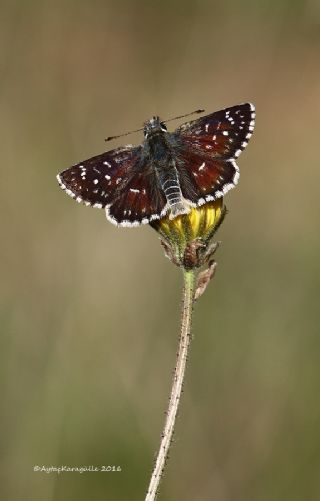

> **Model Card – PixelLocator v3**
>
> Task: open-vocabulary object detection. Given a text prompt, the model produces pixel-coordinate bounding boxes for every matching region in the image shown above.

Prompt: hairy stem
[145,269,196,501]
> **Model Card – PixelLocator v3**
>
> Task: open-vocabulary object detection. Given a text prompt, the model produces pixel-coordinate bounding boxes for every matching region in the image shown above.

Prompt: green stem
[145,269,197,501]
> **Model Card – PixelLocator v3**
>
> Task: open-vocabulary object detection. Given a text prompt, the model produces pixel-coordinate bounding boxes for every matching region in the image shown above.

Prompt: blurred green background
[1,1,320,500]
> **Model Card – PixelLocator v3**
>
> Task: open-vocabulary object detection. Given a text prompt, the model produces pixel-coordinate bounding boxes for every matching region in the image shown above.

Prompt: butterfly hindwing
[106,169,167,226]
[175,146,239,204]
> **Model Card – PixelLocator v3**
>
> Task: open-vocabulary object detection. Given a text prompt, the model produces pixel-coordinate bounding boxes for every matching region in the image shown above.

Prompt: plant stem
[145,269,196,501]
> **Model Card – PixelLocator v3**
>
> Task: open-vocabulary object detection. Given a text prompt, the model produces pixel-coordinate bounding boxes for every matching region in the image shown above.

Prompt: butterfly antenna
[105,109,205,142]
[105,127,144,142]
[164,109,205,124]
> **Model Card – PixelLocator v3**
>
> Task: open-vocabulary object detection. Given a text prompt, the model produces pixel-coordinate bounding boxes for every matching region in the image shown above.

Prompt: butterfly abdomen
[147,133,191,218]
[157,163,191,218]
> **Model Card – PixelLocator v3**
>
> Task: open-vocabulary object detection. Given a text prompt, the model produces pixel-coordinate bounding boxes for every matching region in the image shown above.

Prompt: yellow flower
[151,199,226,270]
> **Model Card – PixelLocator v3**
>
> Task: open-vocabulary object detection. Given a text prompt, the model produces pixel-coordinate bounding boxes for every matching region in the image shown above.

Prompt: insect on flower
[56,103,256,501]
[57,103,255,226]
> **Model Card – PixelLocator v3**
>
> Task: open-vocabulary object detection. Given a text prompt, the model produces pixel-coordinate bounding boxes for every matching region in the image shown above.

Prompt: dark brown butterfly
[57,103,255,227]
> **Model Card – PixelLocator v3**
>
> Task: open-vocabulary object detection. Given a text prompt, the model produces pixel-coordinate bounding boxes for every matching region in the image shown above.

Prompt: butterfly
[57,103,255,227]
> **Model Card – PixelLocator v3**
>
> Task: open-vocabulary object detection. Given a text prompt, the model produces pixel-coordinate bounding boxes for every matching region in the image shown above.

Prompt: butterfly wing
[172,103,255,203]
[174,103,255,160]
[106,169,167,226]
[57,144,167,226]
[175,147,240,204]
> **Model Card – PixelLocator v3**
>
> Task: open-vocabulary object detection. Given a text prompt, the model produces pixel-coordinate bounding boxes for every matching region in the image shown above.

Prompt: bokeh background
[1,1,320,500]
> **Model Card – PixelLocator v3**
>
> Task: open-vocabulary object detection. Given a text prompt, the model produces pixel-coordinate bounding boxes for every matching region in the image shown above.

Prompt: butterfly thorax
[144,123,190,219]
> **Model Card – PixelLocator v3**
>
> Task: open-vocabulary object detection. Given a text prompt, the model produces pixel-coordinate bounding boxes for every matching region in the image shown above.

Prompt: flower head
[150,199,226,270]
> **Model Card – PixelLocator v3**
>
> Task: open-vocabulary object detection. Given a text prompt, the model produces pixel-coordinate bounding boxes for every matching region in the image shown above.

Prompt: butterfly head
[144,116,167,138]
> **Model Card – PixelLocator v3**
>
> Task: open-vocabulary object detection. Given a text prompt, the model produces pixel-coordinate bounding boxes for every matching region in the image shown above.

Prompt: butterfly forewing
[175,103,255,160]
[57,145,143,209]
[57,144,169,226]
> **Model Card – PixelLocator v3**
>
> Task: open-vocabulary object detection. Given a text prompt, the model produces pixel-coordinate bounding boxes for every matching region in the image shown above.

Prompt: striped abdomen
[158,164,190,219]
